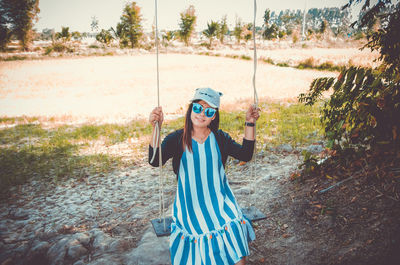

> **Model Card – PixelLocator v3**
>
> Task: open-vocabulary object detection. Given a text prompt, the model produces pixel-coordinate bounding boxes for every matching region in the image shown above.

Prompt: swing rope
[251,0,259,181]
[150,0,166,232]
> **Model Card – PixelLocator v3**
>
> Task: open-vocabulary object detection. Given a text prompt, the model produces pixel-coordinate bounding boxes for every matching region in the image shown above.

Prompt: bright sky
[35,0,362,33]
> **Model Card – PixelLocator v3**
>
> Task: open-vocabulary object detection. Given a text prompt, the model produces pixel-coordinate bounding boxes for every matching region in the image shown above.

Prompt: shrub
[277,62,289,67]
[292,32,299,43]
[96,29,114,45]
[263,57,274,64]
[52,42,67,52]
[44,46,53,55]
[297,57,315,69]
[299,66,400,152]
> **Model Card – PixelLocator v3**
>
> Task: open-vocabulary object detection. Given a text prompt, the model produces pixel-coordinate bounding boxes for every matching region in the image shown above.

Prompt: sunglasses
[192,102,217,118]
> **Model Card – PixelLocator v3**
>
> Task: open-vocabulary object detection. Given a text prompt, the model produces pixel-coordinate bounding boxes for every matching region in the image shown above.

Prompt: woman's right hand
[149,106,163,127]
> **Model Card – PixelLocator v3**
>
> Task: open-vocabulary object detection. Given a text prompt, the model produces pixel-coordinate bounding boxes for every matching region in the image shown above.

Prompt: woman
[149,87,260,265]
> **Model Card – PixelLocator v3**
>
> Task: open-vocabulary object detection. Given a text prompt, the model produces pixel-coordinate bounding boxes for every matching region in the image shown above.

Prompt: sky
[35,0,363,33]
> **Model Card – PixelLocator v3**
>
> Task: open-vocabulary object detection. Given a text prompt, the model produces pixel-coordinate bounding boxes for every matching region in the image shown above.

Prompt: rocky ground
[1,141,399,265]
[0,141,319,265]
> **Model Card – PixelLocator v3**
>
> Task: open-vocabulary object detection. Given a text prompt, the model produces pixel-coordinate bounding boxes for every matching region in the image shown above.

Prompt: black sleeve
[148,130,180,167]
[223,131,255,162]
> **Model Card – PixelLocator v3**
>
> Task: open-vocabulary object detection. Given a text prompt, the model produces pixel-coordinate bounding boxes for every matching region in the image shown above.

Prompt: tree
[55,26,71,42]
[243,23,253,42]
[217,15,228,44]
[162,30,174,42]
[71,31,82,41]
[203,20,219,48]
[0,17,11,50]
[320,20,327,33]
[40,28,54,41]
[96,29,114,45]
[263,9,270,26]
[117,2,143,48]
[161,30,174,48]
[115,22,129,48]
[263,23,278,40]
[178,5,196,46]
[0,0,40,50]
[233,17,243,44]
[90,16,99,33]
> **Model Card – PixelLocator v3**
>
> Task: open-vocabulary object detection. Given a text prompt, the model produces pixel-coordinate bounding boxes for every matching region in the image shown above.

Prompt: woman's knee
[235,256,246,265]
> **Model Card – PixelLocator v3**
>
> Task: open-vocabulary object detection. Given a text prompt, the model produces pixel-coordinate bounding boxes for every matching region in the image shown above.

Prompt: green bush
[299,1,400,154]
[52,42,67,52]
[96,29,114,45]
[353,31,365,40]
[263,57,274,64]
[299,66,400,152]
[277,62,289,67]
[2,56,27,61]
[297,57,315,69]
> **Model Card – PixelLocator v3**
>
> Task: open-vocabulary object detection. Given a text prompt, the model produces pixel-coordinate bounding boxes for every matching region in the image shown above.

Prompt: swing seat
[151,206,267,237]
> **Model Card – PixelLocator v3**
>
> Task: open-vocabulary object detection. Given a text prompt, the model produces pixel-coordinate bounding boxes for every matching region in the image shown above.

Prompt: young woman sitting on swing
[148,87,261,265]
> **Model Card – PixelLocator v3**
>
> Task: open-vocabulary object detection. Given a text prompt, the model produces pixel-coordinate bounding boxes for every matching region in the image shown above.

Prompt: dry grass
[198,47,379,69]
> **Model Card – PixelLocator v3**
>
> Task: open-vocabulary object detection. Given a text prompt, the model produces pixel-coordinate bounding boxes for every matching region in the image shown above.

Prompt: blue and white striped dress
[169,131,256,265]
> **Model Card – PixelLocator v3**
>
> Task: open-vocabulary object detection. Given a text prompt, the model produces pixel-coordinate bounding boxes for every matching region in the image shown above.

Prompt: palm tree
[203,21,219,48]
[56,27,71,43]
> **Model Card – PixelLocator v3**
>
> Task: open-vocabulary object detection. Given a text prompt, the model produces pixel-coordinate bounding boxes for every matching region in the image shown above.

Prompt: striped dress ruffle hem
[169,131,256,265]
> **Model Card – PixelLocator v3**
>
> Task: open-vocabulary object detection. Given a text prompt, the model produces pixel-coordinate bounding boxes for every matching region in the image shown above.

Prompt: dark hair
[182,100,220,152]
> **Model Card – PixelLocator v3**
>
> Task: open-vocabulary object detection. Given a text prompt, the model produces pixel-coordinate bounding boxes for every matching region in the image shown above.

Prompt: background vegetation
[0,1,381,52]
[297,0,399,182]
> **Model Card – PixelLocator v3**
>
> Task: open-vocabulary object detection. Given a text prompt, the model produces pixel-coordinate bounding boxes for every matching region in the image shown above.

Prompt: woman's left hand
[245,104,261,123]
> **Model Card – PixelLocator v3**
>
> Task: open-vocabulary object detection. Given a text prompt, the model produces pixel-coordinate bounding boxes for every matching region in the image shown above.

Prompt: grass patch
[0,124,47,145]
[1,55,28,61]
[262,57,275,64]
[219,101,324,149]
[296,57,343,72]
[277,62,289,67]
[103,52,114,56]
[226,54,239,59]
[0,100,325,193]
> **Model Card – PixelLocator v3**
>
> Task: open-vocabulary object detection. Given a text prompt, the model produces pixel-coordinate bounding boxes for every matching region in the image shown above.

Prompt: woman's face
[191,100,216,128]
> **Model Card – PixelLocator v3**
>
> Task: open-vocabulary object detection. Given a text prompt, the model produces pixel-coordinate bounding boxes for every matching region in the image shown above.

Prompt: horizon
[34,0,363,33]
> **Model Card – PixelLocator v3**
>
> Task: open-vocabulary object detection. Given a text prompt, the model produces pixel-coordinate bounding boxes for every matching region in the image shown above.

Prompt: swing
[150,0,267,237]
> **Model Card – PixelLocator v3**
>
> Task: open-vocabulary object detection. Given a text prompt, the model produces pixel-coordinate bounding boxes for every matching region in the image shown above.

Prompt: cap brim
[191,98,218,108]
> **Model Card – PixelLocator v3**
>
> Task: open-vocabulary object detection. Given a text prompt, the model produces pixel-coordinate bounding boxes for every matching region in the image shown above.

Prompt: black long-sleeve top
[148,129,255,180]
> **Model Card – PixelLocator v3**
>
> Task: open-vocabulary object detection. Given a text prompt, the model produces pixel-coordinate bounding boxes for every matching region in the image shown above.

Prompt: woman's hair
[182,100,220,152]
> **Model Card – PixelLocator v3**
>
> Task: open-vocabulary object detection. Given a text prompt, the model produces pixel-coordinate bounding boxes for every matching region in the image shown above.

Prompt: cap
[191,87,223,108]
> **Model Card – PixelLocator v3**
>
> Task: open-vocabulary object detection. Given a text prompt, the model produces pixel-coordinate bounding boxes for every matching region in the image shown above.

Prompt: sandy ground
[0,53,336,123]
